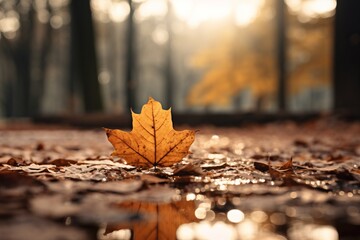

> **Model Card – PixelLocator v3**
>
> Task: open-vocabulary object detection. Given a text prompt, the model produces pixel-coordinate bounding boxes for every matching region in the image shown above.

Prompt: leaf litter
[0,119,360,239]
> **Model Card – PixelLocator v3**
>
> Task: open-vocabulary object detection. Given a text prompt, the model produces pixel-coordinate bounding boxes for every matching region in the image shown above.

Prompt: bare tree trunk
[164,0,173,109]
[125,0,136,110]
[30,4,53,116]
[334,0,360,114]
[276,0,286,112]
[1,5,35,117]
[70,0,102,113]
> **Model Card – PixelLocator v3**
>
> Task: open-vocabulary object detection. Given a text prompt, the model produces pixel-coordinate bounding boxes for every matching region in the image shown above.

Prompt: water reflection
[95,133,357,239]
[288,223,338,240]
[99,193,351,240]
[104,199,197,240]
[250,210,268,223]
[176,202,340,240]
[227,209,244,223]
[99,228,132,240]
[97,193,344,240]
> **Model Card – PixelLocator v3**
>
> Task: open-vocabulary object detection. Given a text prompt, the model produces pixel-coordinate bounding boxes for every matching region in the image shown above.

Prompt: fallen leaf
[105,97,195,168]
[201,162,227,170]
[35,142,45,151]
[173,163,204,176]
[268,165,283,180]
[279,158,294,171]
[5,163,56,174]
[77,159,135,172]
[350,169,360,181]
[253,161,269,172]
[6,157,26,166]
[293,139,309,148]
[335,168,355,181]
[254,160,294,182]
[46,158,77,167]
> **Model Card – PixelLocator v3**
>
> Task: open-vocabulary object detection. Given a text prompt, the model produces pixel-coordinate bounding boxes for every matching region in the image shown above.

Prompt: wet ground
[0,119,360,240]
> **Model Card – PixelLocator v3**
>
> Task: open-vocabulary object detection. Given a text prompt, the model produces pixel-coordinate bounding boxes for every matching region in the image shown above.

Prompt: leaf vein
[134,116,154,137]
[156,135,189,164]
[113,134,152,165]
[155,115,168,131]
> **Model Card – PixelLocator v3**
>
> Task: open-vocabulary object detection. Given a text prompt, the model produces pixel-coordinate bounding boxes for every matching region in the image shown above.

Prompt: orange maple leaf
[105,97,195,168]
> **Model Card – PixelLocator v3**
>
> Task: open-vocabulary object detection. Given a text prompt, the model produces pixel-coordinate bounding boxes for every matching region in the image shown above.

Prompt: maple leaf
[105,97,195,168]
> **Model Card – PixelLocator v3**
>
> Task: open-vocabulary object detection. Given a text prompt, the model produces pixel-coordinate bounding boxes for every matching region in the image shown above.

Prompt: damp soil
[0,119,360,240]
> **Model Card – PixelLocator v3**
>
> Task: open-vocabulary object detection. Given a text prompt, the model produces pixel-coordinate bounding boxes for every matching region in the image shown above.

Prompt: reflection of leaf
[105,98,195,168]
[106,199,197,240]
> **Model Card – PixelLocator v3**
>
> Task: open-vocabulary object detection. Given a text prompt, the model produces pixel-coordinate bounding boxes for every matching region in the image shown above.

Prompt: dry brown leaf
[173,163,204,176]
[46,159,77,167]
[279,158,294,171]
[105,97,195,168]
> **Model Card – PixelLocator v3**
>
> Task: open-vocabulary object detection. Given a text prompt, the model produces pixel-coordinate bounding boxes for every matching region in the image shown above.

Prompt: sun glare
[286,0,336,21]
[109,1,130,22]
[235,0,265,26]
[135,0,168,21]
[89,0,336,25]
[171,0,265,28]
[90,0,269,27]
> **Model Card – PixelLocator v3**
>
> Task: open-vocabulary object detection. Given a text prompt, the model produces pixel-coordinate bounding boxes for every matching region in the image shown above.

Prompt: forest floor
[0,118,360,240]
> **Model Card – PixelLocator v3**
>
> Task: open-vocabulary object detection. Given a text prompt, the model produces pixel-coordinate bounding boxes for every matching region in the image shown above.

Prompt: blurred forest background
[0,0,340,118]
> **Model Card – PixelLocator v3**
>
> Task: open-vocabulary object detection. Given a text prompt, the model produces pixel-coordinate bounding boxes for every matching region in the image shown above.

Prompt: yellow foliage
[287,18,333,94]
[186,26,277,109]
[186,15,333,109]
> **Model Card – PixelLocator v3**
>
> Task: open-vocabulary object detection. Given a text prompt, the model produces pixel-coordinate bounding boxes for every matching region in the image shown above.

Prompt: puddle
[95,191,360,240]
[101,199,196,240]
